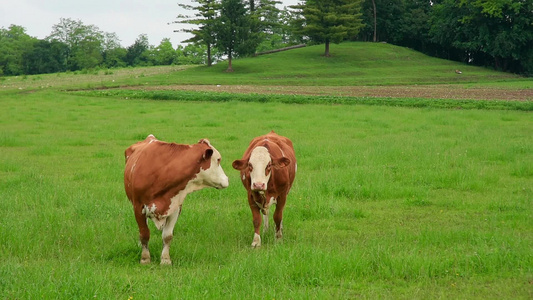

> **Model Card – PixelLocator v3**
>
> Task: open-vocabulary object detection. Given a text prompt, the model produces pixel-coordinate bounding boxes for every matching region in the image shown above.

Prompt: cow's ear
[232,159,247,170]
[273,157,290,169]
[125,147,134,161]
[203,149,213,160]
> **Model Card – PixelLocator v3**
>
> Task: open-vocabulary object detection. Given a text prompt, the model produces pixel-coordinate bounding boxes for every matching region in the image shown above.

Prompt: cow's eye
[248,163,253,172]
[265,163,271,175]
[217,158,221,165]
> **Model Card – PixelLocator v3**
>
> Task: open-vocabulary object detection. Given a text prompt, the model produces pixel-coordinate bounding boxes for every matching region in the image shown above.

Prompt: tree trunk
[226,52,234,72]
[324,40,330,57]
[207,43,212,67]
[372,0,377,42]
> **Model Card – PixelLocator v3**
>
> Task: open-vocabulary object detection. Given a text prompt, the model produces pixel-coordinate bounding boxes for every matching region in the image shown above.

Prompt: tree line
[0,19,211,76]
[1,0,531,77]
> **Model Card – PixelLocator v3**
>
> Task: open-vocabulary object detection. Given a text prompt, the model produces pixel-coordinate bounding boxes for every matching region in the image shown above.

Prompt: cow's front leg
[160,206,181,265]
[134,206,151,264]
[249,200,262,248]
[274,195,287,240]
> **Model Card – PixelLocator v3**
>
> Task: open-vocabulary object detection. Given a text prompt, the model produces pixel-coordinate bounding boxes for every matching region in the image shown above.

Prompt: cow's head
[196,139,229,189]
[232,146,290,192]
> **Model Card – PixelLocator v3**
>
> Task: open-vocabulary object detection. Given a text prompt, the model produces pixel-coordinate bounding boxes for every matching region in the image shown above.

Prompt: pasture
[1,43,532,298]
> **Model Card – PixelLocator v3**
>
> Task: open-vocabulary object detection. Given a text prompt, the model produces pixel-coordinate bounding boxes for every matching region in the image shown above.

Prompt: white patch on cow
[249,146,271,191]
[196,146,229,189]
[268,196,276,206]
[242,174,245,181]
[165,147,229,217]
[143,204,166,230]
[161,205,181,265]
[276,220,283,239]
[142,203,157,215]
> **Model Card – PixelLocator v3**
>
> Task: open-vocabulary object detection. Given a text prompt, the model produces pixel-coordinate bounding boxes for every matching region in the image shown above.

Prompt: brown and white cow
[232,131,296,247]
[124,134,229,264]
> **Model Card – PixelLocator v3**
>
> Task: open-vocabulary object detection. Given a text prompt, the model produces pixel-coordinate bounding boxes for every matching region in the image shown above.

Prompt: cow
[124,134,229,265]
[232,131,296,247]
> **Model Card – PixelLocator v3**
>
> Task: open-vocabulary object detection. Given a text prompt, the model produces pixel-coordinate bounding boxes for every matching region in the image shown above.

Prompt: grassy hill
[157,42,526,86]
[1,42,530,92]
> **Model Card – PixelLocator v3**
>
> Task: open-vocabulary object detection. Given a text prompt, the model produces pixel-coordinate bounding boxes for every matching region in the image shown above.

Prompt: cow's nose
[220,176,229,189]
[252,182,266,191]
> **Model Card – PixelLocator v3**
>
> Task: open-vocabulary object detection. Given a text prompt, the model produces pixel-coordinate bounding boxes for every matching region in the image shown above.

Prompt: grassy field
[0,42,532,298]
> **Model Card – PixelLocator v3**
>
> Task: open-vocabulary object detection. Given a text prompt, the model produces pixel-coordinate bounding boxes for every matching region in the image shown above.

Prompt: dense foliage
[354,0,533,75]
[1,0,531,76]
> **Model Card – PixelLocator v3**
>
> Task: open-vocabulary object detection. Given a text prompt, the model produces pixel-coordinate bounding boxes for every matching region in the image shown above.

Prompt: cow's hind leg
[160,206,181,265]
[134,206,151,264]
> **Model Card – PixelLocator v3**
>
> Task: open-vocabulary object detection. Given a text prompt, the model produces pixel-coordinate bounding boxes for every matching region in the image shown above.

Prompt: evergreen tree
[215,0,253,72]
[175,0,219,66]
[291,0,364,56]
[248,0,282,50]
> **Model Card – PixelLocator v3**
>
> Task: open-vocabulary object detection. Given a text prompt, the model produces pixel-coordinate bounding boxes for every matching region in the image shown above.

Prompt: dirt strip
[129,84,532,101]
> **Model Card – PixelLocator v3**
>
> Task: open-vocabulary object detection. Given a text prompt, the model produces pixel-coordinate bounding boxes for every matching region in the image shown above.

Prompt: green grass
[0,42,531,298]
[1,89,531,298]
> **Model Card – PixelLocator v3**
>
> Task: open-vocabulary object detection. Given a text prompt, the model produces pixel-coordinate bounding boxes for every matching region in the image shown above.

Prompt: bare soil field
[132,84,532,101]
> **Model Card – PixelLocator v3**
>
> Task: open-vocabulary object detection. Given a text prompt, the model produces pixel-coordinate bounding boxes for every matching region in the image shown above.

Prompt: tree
[153,38,178,65]
[291,0,364,56]
[126,34,151,66]
[429,0,533,74]
[71,35,104,70]
[215,0,254,72]
[355,0,404,43]
[175,0,219,66]
[101,32,126,68]
[371,0,377,42]
[0,25,36,76]
[23,40,68,74]
[102,47,127,68]
[46,18,113,71]
[247,0,281,51]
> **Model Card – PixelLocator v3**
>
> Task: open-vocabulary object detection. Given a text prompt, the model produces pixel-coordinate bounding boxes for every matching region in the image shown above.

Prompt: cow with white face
[124,135,229,265]
[232,131,296,247]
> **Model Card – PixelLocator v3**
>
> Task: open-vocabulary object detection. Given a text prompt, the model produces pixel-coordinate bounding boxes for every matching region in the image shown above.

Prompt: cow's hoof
[275,231,283,239]
[251,233,261,248]
[140,257,151,265]
[160,258,172,265]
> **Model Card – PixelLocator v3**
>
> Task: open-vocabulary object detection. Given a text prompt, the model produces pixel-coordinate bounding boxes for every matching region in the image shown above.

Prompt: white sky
[0,0,300,48]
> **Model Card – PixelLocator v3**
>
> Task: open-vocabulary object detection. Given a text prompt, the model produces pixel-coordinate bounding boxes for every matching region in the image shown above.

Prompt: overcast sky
[0,0,300,48]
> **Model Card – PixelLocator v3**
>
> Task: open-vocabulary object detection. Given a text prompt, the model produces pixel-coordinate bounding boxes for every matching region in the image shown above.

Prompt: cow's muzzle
[251,182,266,192]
